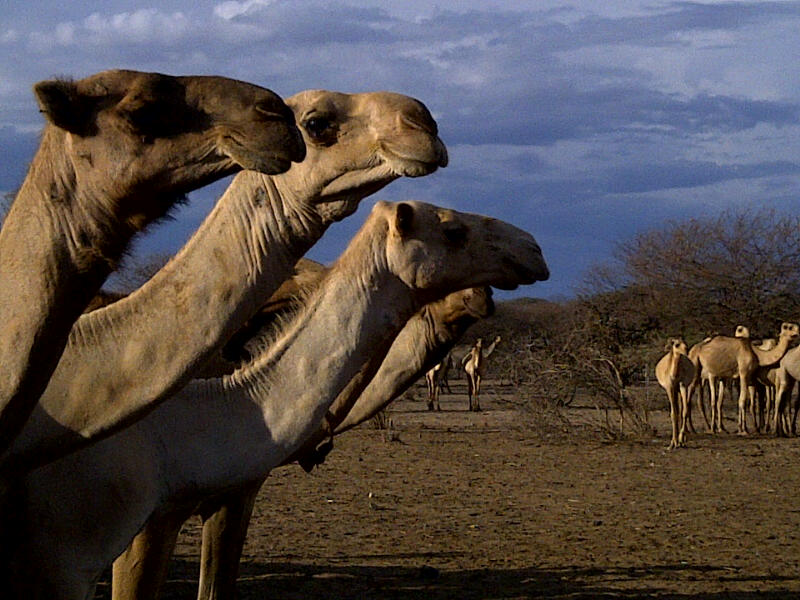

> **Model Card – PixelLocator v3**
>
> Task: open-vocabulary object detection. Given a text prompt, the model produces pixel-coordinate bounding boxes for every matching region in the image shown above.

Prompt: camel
[0,69,305,454]
[689,325,755,433]
[751,338,779,432]
[688,322,800,435]
[425,352,454,411]
[461,335,501,411]
[655,338,696,449]
[1,89,448,476]
[11,200,549,599]
[112,282,496,600]
[770,344,800,436]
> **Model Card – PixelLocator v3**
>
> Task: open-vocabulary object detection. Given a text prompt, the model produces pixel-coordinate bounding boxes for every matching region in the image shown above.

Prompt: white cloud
[214,0,275,20]
[0,29,19,44]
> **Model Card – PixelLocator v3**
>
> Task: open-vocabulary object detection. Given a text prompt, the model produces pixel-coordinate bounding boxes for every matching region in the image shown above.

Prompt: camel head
[372,201,548,302]
[666,337,689,355]
[281,90,448,224]
[445,287,495,321]
[33,69,304,230]
[780,322,800,343]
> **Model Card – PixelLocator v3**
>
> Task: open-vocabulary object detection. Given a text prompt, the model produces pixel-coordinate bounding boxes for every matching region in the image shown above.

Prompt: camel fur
[655,337,695,449]
[13,200,548,600]
[2,89,448,476]
[688,322,800,435]
[113,282,496,600]
[0,69,304,454]
[461,335,501,411]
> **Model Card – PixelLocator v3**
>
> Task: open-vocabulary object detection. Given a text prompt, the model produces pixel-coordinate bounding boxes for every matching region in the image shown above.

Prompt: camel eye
[443,224,467,246]
[303,116,333,140]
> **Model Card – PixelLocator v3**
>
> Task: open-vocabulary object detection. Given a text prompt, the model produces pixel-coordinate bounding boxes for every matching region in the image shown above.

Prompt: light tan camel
[751,338,779,432]
[688,322,800,435]
[689,325,755,433]
[770,344,800,436]
[113,283,497,600]
[1,89,447,476]
[425,352,454,411]
[12,200,549,600]
[461,335,501,411]
[655,338,696,449]
[0,69,304,454]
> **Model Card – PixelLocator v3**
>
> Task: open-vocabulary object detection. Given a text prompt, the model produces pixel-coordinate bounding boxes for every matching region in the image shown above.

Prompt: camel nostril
[400,113,438,137]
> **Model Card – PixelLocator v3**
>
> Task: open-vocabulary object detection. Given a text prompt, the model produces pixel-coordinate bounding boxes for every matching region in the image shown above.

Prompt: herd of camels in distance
[0,66,796,599]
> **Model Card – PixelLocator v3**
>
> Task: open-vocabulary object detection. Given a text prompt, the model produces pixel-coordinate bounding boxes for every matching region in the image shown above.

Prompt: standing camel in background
[655,338,696,449]
[0,69,304,455]
[688,323,800,434]
[1,89,447,477]
[14,200,548,600]
[425,352,453,411]
[689,325,754,433]
[462,335,501,411]
[770,344,800,436]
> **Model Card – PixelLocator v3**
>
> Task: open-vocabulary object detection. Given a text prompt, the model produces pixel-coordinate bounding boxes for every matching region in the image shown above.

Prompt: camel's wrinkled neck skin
[15,201,547,599]
[0,71,303,457]
[5,170,327,472]
[3,88,447,475]
[331,291,491,436]
[0,128,127,453]
[3,171,324,472]
[20,213,420,592]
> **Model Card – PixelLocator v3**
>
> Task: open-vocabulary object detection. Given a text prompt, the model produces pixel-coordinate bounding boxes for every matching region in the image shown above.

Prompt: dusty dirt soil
[95,383,800,599]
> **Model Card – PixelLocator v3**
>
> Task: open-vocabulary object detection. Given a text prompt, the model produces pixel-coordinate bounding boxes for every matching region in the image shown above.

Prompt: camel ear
[394,202,415,237]
[34,80,95,135]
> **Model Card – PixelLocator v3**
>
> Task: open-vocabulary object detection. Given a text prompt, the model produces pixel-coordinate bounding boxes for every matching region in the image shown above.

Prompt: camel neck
[6,170,327,472]
[754,336,791,367]
[149,225,419,492]
[334,308,464,435]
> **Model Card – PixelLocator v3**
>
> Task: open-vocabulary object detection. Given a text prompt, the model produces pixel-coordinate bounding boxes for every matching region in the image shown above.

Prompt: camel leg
[715,380,727,433]
[707,379,718,434]
[678,384,690,447]
[467,376,475,411]
[683,381,696,435]
[691,380,711,431]
[763,387,773,433]
[473,374,482,411]
[197,480,263,600]
[737,376,750,435]
[425,374,435,411]
[751,385,763,433]
[112,507,191,600]
[666,385,679,449]
[772,381,797,437]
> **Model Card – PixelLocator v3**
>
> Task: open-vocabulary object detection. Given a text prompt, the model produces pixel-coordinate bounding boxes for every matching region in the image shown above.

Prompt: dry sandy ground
[95,385,800,599]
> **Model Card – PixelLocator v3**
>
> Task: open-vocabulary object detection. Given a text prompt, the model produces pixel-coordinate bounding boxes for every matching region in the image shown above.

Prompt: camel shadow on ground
[94,556,800,599]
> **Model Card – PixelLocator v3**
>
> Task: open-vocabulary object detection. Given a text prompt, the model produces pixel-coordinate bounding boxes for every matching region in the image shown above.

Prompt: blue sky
[2,1,799,299]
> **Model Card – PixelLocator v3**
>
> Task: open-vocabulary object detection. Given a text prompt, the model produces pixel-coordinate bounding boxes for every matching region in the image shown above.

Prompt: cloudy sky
[2,1,799,299]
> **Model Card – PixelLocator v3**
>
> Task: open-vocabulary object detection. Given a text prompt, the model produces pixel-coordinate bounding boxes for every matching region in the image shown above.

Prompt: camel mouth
[463,287,495,318]
[219,128,305,176]
[498,254,550,289]
[380,137,449,176]
[318,169,398,204]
